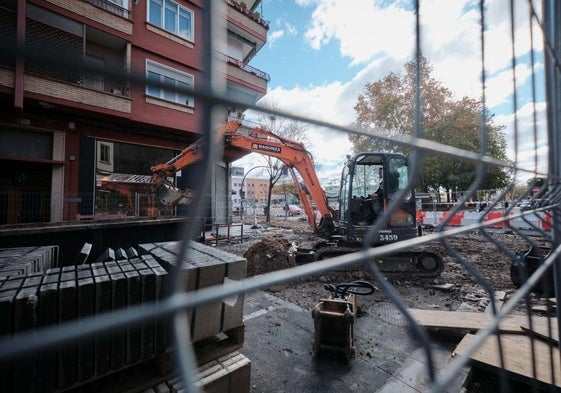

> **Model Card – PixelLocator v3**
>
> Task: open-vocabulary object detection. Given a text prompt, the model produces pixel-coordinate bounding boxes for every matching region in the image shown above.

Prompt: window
[148,0,194,41]
[100,143,111,164]
[146,60,194,106]
[388,156,408,193]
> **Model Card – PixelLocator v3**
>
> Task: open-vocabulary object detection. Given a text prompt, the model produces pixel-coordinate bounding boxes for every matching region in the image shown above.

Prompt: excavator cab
[336,153,418,246]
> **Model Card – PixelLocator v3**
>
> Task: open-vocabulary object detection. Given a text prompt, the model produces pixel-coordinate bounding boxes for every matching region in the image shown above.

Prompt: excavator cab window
[339,153,413,227]
[386,156,409,195]
[352,164,382,198]
[339,153,386,226]
[339,164,351,222]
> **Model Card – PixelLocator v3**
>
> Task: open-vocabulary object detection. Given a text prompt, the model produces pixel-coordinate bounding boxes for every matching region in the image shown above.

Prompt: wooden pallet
[407,308,556,335]
[454,333,561,389]
[410,308,561,390]
[193,324,245,366]
[155,324,246,375]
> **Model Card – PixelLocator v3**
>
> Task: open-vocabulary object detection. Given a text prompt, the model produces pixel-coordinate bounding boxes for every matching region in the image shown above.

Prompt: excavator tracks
[295,245,444,278]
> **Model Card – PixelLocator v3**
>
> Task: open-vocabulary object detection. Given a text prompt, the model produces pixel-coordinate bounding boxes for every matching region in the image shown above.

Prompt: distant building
[232,175,269,208]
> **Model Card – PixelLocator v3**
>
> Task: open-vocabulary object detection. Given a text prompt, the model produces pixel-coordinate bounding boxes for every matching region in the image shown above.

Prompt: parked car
[287,205,302,216]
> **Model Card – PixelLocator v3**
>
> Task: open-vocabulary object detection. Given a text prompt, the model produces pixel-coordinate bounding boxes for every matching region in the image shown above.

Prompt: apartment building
[0,0,269,225]
[231,175,269,208]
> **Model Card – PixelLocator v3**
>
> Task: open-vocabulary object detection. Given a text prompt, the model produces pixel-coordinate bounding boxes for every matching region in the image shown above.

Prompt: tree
[526,176,548,198]
[351,56,510,194]
[257,109,309,222]
[272,180,299,201]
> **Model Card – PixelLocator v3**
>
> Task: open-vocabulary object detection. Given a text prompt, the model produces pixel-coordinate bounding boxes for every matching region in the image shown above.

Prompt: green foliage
[272,180,299,196]
[351,56,510,193]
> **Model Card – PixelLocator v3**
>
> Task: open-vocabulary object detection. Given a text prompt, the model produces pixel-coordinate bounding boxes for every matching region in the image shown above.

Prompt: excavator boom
[150,120,334,232]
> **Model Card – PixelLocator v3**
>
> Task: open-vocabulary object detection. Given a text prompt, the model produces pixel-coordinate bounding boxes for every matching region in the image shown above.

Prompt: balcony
[21,19,132,113]
[219,52,270,82]
[44,0,133,35]
[218,53,269,106]
[86,0,130,19]
[226,0,269,63]
[226,0,269,30]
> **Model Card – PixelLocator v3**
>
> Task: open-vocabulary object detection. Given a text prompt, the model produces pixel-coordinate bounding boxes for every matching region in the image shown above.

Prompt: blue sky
[236,0,548,186]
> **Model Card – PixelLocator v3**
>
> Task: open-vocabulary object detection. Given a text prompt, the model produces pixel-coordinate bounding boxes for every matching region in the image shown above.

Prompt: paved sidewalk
[240,291,468,393]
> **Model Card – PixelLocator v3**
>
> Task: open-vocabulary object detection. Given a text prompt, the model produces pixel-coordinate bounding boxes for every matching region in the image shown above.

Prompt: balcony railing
[226,0,269,29]
[218,52,271,82]
[81,74,130,97]
[86,0,130,19]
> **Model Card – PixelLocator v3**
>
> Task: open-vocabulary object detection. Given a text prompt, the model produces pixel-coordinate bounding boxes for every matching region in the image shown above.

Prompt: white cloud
[268,13,298,48]
[285,22,298,36]
[252,82,353,180]
[495,101,548,183]
[268,30,285,48]
[304,0,414,65]
[294,0,317,7]
[296,0,544,106]
[241,0,547,186]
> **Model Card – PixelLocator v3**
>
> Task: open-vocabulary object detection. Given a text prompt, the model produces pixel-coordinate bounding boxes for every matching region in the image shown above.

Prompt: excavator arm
[150,121,243,205]
[150,139,205,206]
[224,125,334,235]
[150,120,335,234]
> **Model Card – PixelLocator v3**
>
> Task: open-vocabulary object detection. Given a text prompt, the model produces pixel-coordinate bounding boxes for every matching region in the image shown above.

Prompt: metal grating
[0,1,560,393]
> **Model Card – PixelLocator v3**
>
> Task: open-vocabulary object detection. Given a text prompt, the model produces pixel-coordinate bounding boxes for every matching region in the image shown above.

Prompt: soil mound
[244,236,296,277]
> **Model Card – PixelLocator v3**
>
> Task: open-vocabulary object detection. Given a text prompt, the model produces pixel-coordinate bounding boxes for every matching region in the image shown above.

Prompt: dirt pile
[243,236,297,277]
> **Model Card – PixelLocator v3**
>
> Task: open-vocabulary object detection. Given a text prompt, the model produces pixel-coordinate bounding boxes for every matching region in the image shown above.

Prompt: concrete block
[109,270,127,370]
[142,241,247,343]
[95,248,115,263]
[36,282,57,392]
[93,272,112,377]
[0,288,17,393]
[194,351,251,393]
[154,382,171,393]
[58,277,77,389]
[123,268,142,365]
[77,274,95,383]
[13,286,38,393]
[137,266,156,360]
[191,262,225,342]
[222,258,247,332]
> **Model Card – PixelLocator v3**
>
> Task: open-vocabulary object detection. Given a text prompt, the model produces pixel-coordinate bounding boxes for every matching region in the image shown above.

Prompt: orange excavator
[151,120,443,277]
[150,120,331,234]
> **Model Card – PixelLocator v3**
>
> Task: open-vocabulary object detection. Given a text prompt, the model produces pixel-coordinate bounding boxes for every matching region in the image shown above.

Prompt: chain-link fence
[0,1,560,392]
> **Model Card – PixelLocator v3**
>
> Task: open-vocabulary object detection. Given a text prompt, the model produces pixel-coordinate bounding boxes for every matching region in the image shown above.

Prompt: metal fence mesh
[1,1,560,392]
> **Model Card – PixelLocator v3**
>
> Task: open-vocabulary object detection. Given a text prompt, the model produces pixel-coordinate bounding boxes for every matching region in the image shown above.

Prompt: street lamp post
[239,166,267,222]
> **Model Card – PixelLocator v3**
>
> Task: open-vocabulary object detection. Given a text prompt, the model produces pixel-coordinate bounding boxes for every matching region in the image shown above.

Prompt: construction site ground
[211,212,553,392]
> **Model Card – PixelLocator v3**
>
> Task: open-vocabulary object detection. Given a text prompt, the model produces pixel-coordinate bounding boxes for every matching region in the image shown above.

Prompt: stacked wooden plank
[408,308,561,389]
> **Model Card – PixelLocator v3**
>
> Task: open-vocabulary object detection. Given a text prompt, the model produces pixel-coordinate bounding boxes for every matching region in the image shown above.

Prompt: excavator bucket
[155,183,194,206]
